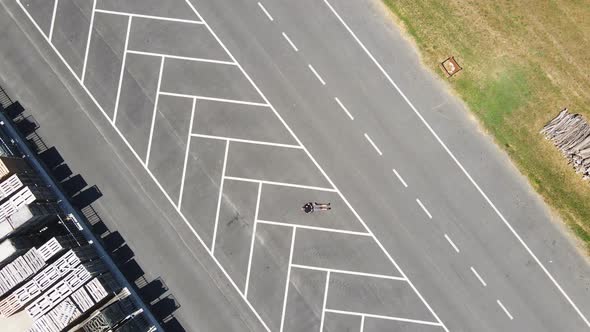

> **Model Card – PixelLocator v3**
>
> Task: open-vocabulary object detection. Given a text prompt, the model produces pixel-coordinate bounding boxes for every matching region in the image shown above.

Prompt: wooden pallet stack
[541,109,590,180]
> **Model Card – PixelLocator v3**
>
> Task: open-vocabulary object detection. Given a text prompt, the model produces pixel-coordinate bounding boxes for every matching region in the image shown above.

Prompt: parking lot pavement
[11,0,449,330]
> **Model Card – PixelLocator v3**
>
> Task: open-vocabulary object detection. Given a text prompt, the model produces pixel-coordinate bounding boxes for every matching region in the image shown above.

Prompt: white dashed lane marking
[257,2,274,21]
[364,133,382,156]
[470,266,487,287]
[392,169,408,188]
[308,64,326,85]
[282,32,298,51]
[497,300,514,320]
[334,97,354,120]
[415,198,432,219]
[444,234,460,253]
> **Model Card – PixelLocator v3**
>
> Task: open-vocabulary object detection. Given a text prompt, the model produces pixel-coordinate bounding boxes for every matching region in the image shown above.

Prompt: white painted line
[291,264,406,281]
[334,97,354,120]
[112,16,132,124]
[392,169,408,188]
[180,2,448,330]
[244,183,262,297]
[324,309,443,327]
[319,270,330,332]
[81,0,96,83]
[470,266,487,287]
[281,32,298,52]
[444,234,460,253]
[415,198,432,219]
[126,50,236,66]
[364,133,382,156]
[178,98,196,209]
[158,91,269,107]
[257,2,274,21]
[279,228,296,332]
[211,141,230,254]
[257,220,371,237]
[497,300,514,320]
[190,133,302,149]
[18,2,273,331]
[224,176,337,192]
[48,0,59,41]
[308,64,326,85]
[25,0,445,329]
[94,8,204,25]
[324,0,590,328]
[360,315,365,332]
[145,57,165,166]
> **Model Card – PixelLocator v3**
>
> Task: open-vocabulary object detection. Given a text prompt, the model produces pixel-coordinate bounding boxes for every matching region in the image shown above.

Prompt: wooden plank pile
[541,109,590,180]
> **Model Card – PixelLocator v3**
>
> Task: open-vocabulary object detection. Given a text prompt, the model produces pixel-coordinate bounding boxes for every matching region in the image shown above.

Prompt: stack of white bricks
[46,298,82,331]
[28,273,117,332]
[0,248,44,296]
[0,186,53,220]
[70,287,94,313]
[26,260,106,319]
[0,246,95,317]
[85,273,117,303]
[28,315,60,332]
[36,236,74,262]
[0,186,54,239]
[0,157,31,180]
[0,172,41,200]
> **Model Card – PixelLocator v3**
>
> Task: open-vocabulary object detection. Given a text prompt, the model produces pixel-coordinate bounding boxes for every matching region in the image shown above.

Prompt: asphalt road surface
[1,0,590,331]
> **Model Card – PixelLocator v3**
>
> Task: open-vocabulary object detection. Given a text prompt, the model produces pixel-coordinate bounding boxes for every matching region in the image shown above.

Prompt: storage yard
[0,98,158,332]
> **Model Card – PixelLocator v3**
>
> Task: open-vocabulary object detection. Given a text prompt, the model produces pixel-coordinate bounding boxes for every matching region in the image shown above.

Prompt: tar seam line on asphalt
[81,0,97,83]
[415,198,432,219]
[324,309,443,326]
[190,133,302,149]
[94,8,204,25]
[334,97,354,120]
[364,133,382,156]
[257,2,274,21]
[291,264,406,281]
[497,300,514,320]
[127,50,236,65]
[257,220,371,237]
[360,315,365,332]
[224,176,337,192]
[48,0,58,41]
[282,32,298,52]
[392,169,408,188]
[319,270,330,332]
[159,91,269,107]
[145,57,165,166]
[444,234,460,253]
[178,98,196,209]
[322,0,590,326]
[112,16,132,125]
[244,183,262,297]
[470,266,487,287]
[181,1,449,329]
[17,2,273,330]
[308,64,326,85]
[211,140,229,254]
[279,228,296,332]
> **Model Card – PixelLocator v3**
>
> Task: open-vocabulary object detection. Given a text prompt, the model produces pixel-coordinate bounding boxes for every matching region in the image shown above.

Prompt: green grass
[381,0,590,251]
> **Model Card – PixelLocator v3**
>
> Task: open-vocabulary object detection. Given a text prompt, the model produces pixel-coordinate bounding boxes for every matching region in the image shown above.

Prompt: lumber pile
[541,109,590,180]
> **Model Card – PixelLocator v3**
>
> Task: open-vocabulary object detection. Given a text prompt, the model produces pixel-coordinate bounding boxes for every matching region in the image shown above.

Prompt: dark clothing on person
[303,202,314,213]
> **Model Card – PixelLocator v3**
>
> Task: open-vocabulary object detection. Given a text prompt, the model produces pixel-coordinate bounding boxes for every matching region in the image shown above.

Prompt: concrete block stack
[0,248,44,296]
[0,246,96,317]
[0,157,32,179]
[0,156,152,331]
